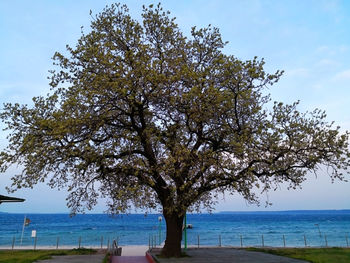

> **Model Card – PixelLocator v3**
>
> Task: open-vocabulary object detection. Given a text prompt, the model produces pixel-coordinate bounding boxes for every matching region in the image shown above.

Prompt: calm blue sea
[0,210,349,248]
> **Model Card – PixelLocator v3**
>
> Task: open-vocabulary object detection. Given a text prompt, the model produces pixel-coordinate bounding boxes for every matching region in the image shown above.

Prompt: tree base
[160,248,185,258]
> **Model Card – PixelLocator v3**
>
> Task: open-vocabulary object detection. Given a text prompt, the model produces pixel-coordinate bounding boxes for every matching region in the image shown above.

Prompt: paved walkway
[36,254,105,263]
[150,248,309,263]
[34,247,310,263]
[111,256,150,263]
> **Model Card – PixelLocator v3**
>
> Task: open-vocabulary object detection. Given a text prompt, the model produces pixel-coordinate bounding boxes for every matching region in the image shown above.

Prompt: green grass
[102,252,110,263]
[0,248,97,263]
[247,247,350,263]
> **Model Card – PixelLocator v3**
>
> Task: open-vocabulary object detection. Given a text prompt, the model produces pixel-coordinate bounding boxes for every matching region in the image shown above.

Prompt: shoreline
[0,245,150,256]
[1,212,349,248]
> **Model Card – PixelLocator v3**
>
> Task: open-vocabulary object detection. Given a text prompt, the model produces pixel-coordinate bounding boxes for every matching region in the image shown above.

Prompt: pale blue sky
[1,0,350,213]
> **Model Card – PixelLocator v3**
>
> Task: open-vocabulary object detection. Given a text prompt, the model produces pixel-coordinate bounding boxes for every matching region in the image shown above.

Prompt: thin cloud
[315,45,350,56]
[285,68,310,78]
[316,59,340,68]
[334,69,350,81]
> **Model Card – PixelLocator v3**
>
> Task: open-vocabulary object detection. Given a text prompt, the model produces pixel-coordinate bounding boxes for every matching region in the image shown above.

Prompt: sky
[1,0,350,213]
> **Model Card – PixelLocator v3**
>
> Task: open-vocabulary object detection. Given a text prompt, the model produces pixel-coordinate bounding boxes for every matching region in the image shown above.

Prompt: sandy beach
[0,245,150,256]
[119,245,149,256]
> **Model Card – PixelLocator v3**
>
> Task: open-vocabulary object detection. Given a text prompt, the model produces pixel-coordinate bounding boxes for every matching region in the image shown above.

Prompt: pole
[283,235,286,247]
[184,213,187,251]
[262,235,264,247]
[304,235,307,247]
[324,235,328,247]
[12,236,15,250]
[20,215,26,246]
[315,224,321,237]
[101,236,103,249]
[56,237,59,249]
[158,216,162,245]
[159,221,161,245]
[346,235,349,247]
[34,236,37,250]
[240,235,243,247]
[219,235,221,247]
[197,235,200,248]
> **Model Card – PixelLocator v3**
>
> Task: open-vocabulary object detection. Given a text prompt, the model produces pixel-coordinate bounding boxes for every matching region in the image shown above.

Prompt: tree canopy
[1,3,349,257]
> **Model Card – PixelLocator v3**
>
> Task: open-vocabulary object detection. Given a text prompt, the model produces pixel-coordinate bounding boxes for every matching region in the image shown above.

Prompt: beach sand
[0,245,150,256]
[120,245,149,256]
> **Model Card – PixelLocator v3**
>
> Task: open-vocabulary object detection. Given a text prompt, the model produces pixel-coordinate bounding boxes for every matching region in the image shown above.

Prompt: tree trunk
[161,211,184,257]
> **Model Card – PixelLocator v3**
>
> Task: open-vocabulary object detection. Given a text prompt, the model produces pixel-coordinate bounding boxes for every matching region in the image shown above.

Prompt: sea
[0,210,349,249]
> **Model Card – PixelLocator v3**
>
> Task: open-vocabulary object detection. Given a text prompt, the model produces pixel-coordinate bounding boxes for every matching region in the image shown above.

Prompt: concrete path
[111,256,150,263]
[150,248,309,263]
[35,254,105,263]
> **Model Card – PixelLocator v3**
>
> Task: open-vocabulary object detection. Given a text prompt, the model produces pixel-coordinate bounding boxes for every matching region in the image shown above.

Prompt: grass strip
[0,248,97,263]
[247,247,350,263]
[102,252,110,263]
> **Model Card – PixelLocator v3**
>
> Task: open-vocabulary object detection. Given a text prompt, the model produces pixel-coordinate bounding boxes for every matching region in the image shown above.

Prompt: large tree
[1,4,349,257]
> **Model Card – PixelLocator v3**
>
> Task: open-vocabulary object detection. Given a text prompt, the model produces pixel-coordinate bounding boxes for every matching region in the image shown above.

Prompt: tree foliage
[1,3,349,257]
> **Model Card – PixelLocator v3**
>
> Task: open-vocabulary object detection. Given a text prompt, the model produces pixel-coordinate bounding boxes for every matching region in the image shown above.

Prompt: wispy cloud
[334,69,350,81]
[316,59,340,68]
[285,68,310,78]
[315,45,349,56]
